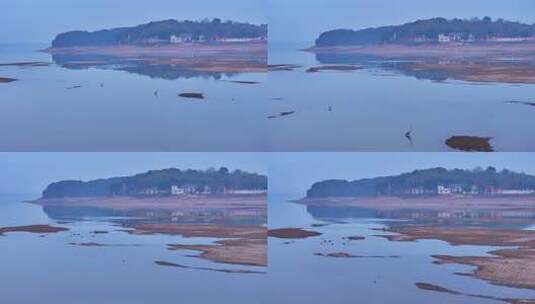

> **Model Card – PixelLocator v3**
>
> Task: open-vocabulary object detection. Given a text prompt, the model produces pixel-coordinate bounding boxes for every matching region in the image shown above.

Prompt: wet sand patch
[315,252,399,258]
[506,100,535,107]
[415,282,461,295]
[0,77,17,83]
[0,62,50,67]
[384,226,535,289]
[69,242,105,247]
[226,80,260,84]
[268,111,296,119]
[168,237,267,267]
[415,282,535,304]
[268,64,302,71]
[0,224,68,236]
[69,242,141,247]
[306,65,361,73]
[407,62,535,84]
[268,228,322,239]
[91,230,109,234]
[178,92,204,99]
[126,223,266,239]
[155,260,265,274]
[123,223,266,266]
[446,136,494,152]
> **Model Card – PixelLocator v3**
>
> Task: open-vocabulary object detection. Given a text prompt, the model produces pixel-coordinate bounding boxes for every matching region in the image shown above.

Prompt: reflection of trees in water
[42,205,266,226]
[306,205,535,229]
[51,54,239,80]
[315,52,535,83]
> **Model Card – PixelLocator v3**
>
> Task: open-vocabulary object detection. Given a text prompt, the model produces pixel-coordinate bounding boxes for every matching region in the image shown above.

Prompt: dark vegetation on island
[306,167,535,198]
[52,19,267,48]
[315,17,535,47]
[42,167,267,198]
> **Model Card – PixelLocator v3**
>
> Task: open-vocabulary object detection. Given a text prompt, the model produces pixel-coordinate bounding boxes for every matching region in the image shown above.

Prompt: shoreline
[297,195,535,211]
[127,223,266,266]
[43,43,267,73]
[305,42,535,84]
[32,194,266,211]
[380,226,535,290]
[305,42,535,57]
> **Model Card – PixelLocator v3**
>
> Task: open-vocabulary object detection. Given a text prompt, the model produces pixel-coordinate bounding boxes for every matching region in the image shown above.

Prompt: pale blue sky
[0,153,267,195]
[0,0,266,44]
[267,153,535,196]
[269,0,535,43]
[3,1,534,44]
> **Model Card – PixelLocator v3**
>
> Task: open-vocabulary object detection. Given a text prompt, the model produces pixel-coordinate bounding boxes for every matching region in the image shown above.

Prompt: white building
[170,34,193,44]
[438,34,451,43]
[437,185,452,195]
[171,185,185,195]
[438,33,463,43]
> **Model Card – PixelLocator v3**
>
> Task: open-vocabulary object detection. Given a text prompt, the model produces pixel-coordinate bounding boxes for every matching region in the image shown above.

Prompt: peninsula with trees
[308,17,535,84]
[32,167,267,222]
[314,17,535,47]
[41,167,267,198]
[51,19,267,48]
[45,19,268,74]
[306,167,535,198]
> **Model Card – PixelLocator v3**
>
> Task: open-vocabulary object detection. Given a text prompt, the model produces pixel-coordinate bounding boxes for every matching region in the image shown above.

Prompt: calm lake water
[0,194,266,304]
[2,191,535,303]
[0,44,268,151]
[3,43,535,151]
[267,43,535,151]
[266,193,535,304]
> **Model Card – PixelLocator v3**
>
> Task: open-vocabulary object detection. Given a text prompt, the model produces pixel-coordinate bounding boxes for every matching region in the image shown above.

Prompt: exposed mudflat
[155,260,265,274]
[168,237,267,266]
[445,136,494,152]
[0,224,68,236]
[0,77,17,83]
[383,226,535,289]
[306,65,361,73]
[268,228,322,239]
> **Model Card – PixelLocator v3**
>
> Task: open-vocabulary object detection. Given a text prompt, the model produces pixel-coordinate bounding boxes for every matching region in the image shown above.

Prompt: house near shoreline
[170,34,193,44]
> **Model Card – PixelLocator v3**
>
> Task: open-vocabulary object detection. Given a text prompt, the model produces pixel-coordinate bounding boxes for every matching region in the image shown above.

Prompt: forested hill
[52,19,267,47]
[306,167,535,198]
[315,17,535,46]
[42,168,267,198]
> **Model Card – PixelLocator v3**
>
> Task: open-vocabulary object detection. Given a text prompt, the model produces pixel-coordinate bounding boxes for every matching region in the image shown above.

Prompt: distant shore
[32,194,266,213]
[44,42,267,73]
[298,195,535,211]
[306,42,535,84]
[306,42,535,57]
